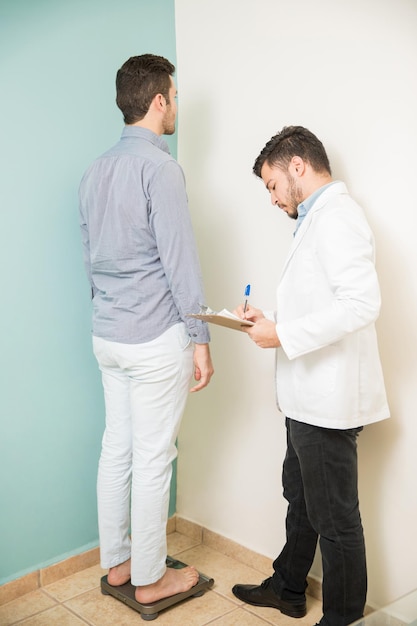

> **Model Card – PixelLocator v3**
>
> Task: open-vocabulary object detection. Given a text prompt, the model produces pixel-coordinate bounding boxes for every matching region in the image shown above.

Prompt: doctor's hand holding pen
[234,284,265,323]
[234,284,264,322]
[234,286,281,349]
[233,302,265,323]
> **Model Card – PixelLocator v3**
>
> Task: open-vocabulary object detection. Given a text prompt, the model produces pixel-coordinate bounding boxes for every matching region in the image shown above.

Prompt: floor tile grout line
[171,538,288,623]
[40,581,103,606]
[242,607,281,626]
[58,601,96,626]
[200,605,243,625]
[242,605,286,626]
[6,589,59,626]
[38,587,62,603]
[2,535,320,625]
[1,523,318,606]
[8,587,95,626]
[170,541,265,581]
[172,544,287,626]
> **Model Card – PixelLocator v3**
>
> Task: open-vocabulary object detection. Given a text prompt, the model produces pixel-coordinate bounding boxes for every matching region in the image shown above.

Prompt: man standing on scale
[79,54,214,604]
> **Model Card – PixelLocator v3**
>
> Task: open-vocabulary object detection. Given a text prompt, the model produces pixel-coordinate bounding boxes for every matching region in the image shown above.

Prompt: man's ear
[155,93,166,111]
[289,156,305,177]
[149,93,165,115]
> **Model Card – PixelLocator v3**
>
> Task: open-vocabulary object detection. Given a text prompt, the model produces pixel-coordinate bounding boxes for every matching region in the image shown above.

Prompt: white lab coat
[269,182,390,429]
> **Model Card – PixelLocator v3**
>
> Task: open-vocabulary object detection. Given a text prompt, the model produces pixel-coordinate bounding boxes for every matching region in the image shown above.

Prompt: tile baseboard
[175,516,322,602]
[0,514,323,606]
[0,546,100,606]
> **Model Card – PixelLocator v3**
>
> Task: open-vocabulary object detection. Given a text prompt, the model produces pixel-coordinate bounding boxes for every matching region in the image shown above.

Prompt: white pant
[93,324,193,586]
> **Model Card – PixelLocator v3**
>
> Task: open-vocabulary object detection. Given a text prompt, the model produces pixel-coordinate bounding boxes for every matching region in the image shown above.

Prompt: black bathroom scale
[101,555,214,621]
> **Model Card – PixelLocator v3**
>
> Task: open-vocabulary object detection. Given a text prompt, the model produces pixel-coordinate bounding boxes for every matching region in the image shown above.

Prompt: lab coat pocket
[294,344,338,400]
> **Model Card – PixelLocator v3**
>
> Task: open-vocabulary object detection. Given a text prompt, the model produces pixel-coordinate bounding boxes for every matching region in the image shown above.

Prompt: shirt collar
[294,181,337,236]
[121,125,171,155]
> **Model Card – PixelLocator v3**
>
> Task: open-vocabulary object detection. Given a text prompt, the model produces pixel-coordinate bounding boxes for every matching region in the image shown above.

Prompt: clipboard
[188,309,254,331]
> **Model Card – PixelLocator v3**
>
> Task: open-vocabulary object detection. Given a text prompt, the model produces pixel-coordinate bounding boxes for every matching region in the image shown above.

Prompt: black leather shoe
[232,577,306,618]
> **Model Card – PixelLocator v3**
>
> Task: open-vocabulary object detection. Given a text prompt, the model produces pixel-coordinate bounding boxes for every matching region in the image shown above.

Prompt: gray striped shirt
[79,126,210,344]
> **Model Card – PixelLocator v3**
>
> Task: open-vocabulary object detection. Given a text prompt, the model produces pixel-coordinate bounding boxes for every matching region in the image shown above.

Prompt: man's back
[79,126,206,344]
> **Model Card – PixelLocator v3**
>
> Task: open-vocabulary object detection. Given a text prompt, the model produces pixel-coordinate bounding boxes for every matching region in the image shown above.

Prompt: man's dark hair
[116,54,175,125]
[253,126,332,178]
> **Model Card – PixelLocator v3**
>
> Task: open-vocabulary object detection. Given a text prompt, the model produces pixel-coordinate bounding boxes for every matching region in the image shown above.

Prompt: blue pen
[243,284,251,313]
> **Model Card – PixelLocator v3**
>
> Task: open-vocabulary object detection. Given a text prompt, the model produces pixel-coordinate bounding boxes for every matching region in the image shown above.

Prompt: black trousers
[272,418,367,626]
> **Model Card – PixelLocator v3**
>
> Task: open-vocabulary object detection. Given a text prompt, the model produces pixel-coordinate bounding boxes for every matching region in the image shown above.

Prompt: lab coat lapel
[279,182,347,280]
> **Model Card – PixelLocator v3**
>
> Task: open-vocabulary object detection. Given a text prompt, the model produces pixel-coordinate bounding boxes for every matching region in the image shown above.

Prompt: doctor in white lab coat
[232,126,390,626]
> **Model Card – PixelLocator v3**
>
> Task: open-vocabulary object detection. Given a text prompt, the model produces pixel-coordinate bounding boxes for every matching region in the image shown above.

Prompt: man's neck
[130,118,162,136]
[303,174,333,200]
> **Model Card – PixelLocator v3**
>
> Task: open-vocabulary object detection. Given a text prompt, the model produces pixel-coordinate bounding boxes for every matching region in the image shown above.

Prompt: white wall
[175,0,417,610]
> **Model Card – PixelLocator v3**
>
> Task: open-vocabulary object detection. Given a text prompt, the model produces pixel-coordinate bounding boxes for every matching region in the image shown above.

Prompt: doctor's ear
[290,156,305,176]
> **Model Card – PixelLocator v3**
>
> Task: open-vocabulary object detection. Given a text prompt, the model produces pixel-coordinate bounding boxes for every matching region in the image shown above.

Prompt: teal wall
[0,0,177,584]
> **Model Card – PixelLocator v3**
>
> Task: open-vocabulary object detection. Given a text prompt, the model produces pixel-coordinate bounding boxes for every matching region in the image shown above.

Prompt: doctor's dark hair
[253,126,332,178]
[116,54,175,125]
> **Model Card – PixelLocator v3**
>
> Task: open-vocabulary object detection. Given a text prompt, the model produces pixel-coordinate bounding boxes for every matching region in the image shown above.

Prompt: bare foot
[135,565,199,604]
[107,558,131,586]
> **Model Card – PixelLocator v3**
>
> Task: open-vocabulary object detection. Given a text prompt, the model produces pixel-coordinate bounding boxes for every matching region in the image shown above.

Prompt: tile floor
[0,531,323,626]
